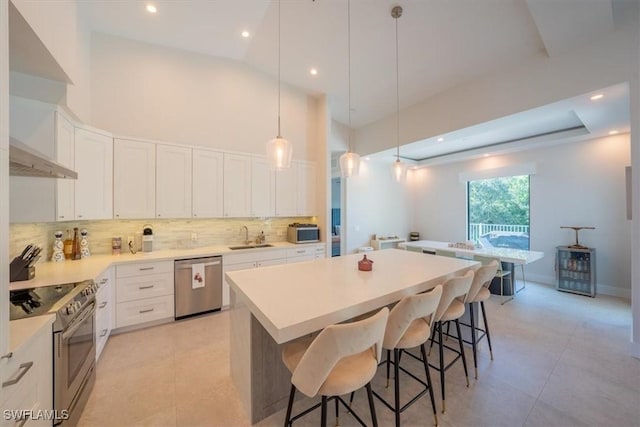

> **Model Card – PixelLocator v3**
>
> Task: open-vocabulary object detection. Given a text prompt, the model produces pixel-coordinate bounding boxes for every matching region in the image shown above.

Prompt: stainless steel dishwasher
[174,256,222,319]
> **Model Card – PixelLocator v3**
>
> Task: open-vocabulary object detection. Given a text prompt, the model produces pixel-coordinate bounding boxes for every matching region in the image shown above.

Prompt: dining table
[225,248,478,423]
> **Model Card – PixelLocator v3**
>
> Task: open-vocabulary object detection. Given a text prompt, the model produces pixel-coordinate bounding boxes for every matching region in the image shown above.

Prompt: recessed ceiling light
[365,157,371,161]
[590,93,604,101]
[437,137,444,142]
[609,130,619,135]
[241,30,250,38]
[483,154,490,157]
[145,4,157,13]
[309,68,318,76]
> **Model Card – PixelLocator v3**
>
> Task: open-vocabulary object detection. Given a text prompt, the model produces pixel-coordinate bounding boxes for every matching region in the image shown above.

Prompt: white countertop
[401,240,544,265]
[9,314,55,353]
[226,248,478,344]
[9,241,318,291]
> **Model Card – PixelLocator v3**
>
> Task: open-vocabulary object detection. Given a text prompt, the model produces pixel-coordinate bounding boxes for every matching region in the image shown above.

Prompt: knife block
[9,257,35,282]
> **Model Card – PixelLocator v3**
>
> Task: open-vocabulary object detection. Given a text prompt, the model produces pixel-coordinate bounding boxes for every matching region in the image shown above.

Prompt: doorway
[331,177,341,256]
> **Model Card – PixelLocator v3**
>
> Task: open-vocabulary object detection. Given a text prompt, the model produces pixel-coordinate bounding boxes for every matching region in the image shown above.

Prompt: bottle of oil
[63,229,73,260]
[72,227,81,260]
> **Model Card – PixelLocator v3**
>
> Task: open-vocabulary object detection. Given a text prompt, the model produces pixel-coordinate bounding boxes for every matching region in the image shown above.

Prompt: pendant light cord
[395,10,400,161]
[277,0,282,138]
[347,0,352,152]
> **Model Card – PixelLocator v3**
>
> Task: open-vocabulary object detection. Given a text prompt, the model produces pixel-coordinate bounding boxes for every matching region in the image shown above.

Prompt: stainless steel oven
[54,299,96,426]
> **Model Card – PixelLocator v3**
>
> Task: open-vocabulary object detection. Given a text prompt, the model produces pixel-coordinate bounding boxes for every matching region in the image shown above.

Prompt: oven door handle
[62,302,96,341]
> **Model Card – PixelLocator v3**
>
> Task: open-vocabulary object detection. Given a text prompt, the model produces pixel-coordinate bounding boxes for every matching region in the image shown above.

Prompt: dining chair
[369,285,443,426]
[462,260,499,378]
[281,307,389,427]
[428,270,474,413]
[474,254,513,304]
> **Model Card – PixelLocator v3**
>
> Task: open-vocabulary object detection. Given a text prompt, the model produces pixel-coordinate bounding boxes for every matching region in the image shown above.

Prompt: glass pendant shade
[267,136,292,171]
[339,151,360,178]
[391,158,406,183]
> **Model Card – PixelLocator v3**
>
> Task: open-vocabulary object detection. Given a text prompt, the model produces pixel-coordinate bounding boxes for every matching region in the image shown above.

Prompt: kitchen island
[225,248,478,423]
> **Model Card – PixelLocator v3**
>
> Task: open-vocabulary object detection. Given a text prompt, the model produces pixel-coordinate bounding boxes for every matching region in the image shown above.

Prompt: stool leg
[420,344,438,426]
[321,396,328,427]
[386,349,391,388]
[348,391,355,411]
[393,348,401,427]
[438,322,446,413]
[516,264,526,293]
[335,395,340,427]
[480,301,493,360]
[469,302,478,379]
[284,385,295,427]
[366,383,378,427]
[428,325,436,356]
[455,319,470,387]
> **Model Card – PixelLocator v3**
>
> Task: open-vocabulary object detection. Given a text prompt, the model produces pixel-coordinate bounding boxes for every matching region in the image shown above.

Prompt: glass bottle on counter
[63,229,74,260]
[72,227,81,260]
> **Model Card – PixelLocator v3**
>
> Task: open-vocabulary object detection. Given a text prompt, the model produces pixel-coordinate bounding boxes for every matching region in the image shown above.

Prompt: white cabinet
[1,319,53,427]
[275,160,317,217]
[55,112,75,221]
[115,261,174,329]
[297,161,317,216]
[286,243,326,263]
[74,128,113,220]
[113,139,156,219]
[95,267,115,360]
[193,149,224,218]
[223,153,252,217]
[251,156,275,217]
[156,144,192,218]
[222,249,287,307]
[275,165,297,217]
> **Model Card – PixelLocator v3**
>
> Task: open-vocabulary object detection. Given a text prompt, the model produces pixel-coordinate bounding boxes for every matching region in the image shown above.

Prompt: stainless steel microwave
[287,224,320,243]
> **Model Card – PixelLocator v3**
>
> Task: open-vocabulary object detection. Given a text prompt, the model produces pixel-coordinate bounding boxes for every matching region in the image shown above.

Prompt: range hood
[9,138,77,179]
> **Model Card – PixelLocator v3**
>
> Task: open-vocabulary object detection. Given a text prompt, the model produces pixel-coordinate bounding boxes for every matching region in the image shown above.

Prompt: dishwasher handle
[175,260,221,270]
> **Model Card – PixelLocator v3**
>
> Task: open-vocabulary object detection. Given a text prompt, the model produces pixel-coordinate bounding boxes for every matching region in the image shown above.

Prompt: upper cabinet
[193,149,223,218]
[223,153,252,218]
[275,161,316,217]
[251,156,275,218]
[156,144,192,219]
[297,161,317,216]
[74,128,113,220]
[54,112,74,221]
[113,138,156,219]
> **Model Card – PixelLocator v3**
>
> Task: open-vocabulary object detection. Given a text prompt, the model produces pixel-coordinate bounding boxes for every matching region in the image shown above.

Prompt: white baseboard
[523,273,631,299]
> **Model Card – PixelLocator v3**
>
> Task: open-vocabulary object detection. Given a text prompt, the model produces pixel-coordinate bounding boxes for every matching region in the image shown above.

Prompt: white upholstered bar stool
[428,270,474,413]
[282,307,389,427]
[474,255,513,304]
[372,285,443,427]
[462,261,499,379]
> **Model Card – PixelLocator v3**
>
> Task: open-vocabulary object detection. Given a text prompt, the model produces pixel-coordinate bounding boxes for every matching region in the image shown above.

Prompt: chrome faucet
[242,225,250,244]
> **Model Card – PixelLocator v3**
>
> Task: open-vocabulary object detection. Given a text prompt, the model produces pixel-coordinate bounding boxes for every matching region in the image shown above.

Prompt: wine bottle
[63,229,73,260]
[72,227,81,260]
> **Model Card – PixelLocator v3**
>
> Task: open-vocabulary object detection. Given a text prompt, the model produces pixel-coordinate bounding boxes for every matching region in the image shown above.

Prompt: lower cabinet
[222,249,287,307]
[95,267,115,361]
[286,244,326,263]
[115,261,174,329]
[1,319,53,427]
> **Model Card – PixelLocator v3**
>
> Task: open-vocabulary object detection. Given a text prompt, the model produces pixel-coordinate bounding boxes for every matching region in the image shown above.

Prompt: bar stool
[282,307,389,427]
[462,261,499,379]
[474,255,513,304]
[372,285,443,427]
[428,270,474,413]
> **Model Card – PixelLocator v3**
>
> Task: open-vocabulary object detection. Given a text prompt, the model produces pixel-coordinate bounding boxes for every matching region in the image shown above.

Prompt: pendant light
[391,5,406,183]
[339,0,360,178]
[267,0,293,170]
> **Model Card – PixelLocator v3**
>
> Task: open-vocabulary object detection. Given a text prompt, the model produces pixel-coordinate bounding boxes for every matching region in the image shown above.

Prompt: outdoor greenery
[468,175,530,226]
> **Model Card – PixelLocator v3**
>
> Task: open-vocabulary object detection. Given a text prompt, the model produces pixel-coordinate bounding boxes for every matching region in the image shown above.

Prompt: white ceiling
[78,0,634,158]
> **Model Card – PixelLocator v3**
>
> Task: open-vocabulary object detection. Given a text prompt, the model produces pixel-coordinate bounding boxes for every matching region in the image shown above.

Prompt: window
[467,175,530,250]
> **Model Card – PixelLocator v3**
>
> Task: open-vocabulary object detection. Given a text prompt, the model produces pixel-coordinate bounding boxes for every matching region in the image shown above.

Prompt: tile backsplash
[10,217,312,261]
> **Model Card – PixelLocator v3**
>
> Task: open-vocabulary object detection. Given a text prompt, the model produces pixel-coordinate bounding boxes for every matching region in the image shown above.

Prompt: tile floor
[78,282,640,427]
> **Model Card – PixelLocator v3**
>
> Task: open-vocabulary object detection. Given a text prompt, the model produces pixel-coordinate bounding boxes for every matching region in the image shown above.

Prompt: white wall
[412,134,631,297]
[65,12,91,123]
[0,0,10,356]
[344,160,413,254]
[90,34,317,160]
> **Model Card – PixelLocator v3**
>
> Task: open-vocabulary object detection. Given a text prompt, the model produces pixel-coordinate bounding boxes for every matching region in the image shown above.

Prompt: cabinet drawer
[286,246,316,257]
[1,378,40,426]
[96,308,111,360]
[0,327,49,391]
[116,273,173,303]
[116,261,173,278]
[116,295,175,329]
[96,284,111,311]
[224,248,286,265]
[286,255,315,263]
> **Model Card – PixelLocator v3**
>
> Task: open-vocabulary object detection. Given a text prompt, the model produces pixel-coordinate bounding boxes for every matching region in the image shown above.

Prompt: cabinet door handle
[296,250,305,254]
[100,278,108,284]
[139,267,154,271]
[59,215,65,219]
[99,301,108,309]
[100,329,108,337]
[139,308,154,314]
[139,285,154,290]
[2,362,34,388]
[78,214,83,218]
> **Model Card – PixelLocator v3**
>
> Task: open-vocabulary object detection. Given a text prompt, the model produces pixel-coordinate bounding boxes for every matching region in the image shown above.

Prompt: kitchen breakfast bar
[225,249,478,423]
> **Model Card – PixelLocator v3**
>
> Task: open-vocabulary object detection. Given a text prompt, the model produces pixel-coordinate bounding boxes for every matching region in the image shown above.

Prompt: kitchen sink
[228,244,274,250]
